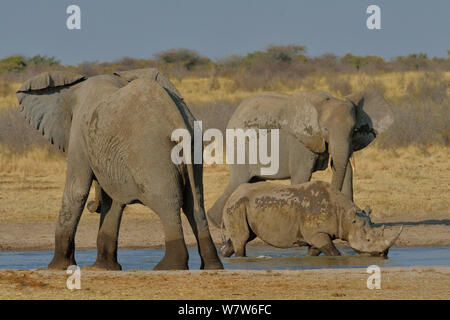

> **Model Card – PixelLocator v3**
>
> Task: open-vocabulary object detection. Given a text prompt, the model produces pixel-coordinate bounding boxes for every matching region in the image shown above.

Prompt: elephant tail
[186,162,203,214]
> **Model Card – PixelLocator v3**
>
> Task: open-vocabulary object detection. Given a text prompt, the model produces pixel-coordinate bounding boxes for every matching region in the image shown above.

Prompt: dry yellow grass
[173,71,450,105]
[1,71,448,109]
[0,82,20,110]
[0,144,448,226]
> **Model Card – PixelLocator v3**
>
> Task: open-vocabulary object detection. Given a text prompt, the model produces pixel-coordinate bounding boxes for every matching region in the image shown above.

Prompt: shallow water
[0,246,449,270]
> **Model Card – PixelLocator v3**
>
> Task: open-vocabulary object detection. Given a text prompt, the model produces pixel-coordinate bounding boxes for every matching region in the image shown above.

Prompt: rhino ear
[16,71,86,152]
[288,92,328,153]
[346,89,394,135]
[114,68,182,98]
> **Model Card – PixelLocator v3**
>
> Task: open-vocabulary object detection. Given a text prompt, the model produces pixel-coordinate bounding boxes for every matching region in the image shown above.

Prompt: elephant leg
[308,233,340,256]
[341,159,354,201]
[289,142,317,185]
[307,246,322,256]
[92,191,124,270]
[48,155,93,270]
[155,210,189,270]
[207,164,252,227]
[146,198,188,270]
[182,181,223,270]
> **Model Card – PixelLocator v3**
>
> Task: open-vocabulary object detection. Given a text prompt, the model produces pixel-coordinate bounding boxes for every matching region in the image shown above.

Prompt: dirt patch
[0,267,448,299]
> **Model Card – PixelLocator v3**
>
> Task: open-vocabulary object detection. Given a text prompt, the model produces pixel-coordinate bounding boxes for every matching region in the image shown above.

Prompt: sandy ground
[0,267,449,299]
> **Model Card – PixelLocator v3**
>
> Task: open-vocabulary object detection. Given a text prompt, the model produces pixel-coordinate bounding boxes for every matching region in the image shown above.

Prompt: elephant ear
[16,71,86,152]
[114,68,182,99]
[288,92,328,153]
[346,89,394,135]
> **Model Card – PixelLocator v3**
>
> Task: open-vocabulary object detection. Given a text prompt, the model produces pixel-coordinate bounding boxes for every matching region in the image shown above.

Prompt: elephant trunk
[330,134,351,192]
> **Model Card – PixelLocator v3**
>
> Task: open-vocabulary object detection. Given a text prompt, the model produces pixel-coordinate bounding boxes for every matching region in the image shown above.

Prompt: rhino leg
[309,233,340,256]
[307,246,322,256]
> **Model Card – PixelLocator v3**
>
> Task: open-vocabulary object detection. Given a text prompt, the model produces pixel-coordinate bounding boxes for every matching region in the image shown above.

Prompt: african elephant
[220,181,402,258]
[207,90,393,227]
[17,68,223,270]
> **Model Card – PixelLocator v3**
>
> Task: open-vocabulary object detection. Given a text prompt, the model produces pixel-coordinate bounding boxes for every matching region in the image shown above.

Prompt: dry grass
[0,267,448,299]
[172,71,450,105]
[2,71,448,108]
[0,80,19,110]
[0,144,448,223]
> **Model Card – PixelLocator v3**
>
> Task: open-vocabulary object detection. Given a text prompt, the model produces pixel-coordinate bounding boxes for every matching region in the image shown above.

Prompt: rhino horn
[384,226,403,249]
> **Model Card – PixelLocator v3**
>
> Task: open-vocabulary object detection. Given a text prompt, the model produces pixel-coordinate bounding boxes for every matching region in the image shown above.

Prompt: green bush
[0,55,27,73]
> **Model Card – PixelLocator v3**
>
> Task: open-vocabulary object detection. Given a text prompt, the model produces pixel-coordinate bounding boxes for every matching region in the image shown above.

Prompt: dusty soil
[0,267,448,300]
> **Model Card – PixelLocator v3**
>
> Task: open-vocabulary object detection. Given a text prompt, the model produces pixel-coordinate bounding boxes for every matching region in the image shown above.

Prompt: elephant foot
[201,260,224,270]
[154,259,188,271]
[87,200,101,214]
[48,256,76,270]
[154,239,189,270]
[92,259,122,271]
[198,236,224,269]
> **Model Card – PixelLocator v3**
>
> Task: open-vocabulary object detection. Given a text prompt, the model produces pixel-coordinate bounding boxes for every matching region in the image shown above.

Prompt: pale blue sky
[0,0,448,64]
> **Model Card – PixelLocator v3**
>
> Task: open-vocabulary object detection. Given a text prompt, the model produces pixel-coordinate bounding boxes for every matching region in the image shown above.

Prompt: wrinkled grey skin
[17,68,223,271]
[220,181,402,258]
[208,90,393,227]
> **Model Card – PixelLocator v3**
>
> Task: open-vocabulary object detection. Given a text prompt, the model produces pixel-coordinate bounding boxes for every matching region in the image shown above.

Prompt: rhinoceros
[220,181,402,257]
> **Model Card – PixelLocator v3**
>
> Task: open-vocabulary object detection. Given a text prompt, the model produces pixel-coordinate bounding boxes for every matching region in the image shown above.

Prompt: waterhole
[1,246,449,270]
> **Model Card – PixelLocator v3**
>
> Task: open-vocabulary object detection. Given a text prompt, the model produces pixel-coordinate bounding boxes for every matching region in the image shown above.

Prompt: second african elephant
[208,90,393,227]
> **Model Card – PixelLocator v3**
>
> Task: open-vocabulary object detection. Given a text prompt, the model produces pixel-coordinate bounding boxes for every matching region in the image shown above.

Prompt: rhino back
[243,181,352,246]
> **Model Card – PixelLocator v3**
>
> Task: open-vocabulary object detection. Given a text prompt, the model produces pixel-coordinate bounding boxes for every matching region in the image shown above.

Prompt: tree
[26,55,60,67]
[395,53,428,70]
[0,55,27,73]
[155,48,211,71]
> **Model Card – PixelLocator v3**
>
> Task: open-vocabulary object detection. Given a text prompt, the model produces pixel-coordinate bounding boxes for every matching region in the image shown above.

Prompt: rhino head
[343,209,403,257]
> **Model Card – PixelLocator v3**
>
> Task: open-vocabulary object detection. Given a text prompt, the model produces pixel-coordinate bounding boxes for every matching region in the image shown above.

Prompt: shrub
[0,55,27,73]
